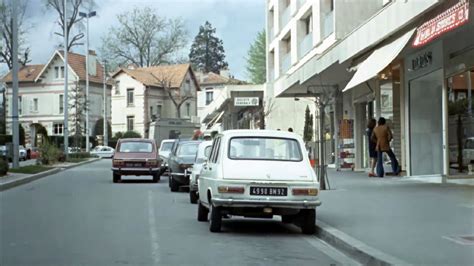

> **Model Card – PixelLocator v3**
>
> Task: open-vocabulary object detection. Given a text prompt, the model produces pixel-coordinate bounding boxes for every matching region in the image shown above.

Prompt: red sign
[413,0,470,47]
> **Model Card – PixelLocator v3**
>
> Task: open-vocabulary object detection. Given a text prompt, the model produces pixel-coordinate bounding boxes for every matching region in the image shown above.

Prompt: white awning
[343,29,415,92]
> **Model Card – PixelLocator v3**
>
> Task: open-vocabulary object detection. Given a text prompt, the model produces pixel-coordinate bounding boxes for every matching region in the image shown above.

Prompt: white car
[158,139,176,174]
[19,145,27,161]
[197,130,321,234]
[189,141,213,204]
[90,146,115,158]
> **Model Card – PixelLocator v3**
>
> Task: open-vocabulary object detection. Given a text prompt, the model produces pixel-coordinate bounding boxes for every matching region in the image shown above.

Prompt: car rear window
[160,142,174,151]
[119,142,153,153]
[229,137,302,162]
[177,143,199,156]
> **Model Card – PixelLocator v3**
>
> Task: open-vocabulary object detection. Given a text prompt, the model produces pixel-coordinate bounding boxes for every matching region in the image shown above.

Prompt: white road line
[302,236,362,266]
[148,191,160,265]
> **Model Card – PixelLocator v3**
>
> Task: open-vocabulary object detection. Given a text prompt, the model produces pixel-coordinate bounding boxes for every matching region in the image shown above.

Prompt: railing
[299,34,313,58]
[281,53,291,74]
[280,6,291,29]
[322,11,334,39]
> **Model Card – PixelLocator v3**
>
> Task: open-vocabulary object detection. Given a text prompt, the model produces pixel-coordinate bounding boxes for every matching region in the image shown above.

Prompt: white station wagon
[197,130,321,234]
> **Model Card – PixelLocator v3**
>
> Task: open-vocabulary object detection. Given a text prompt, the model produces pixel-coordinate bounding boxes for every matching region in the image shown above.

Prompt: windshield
[177,143,199,156]
[160,142,174,151]
[195,146,212,163]
[119,142,153,153]
[229,137,302,161]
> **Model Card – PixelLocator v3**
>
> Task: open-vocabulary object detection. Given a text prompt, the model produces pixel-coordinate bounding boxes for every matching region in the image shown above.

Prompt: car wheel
[209,203,222,233]
[300,209,316,235]
[169,176,179,192]
[152,173,160,183]
[113,173,121,183]
[281,215,293,224]
[189,190,198,204]
[197,201,208,222]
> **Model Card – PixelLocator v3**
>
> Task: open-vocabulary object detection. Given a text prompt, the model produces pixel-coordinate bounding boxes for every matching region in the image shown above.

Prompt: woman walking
[366,118,377,177]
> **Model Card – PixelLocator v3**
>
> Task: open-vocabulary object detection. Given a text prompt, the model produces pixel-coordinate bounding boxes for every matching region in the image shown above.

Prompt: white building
[111,64,200,138]
[267,0,474,180]
[2,50,112,146]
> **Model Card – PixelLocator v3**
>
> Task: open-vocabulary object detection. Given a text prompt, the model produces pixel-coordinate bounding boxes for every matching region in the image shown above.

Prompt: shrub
[39,142,61,165]
[0,158,8,176]
[69,152,90,159]
[123,131,142,138]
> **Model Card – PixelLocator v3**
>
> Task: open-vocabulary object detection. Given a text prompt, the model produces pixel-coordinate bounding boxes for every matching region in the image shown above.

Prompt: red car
[112,138,161,183]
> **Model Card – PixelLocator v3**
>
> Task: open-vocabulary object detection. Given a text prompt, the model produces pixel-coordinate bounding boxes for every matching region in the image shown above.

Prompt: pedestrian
[366,118,377,177]
[288,127,293,132]
[371,117,400,177]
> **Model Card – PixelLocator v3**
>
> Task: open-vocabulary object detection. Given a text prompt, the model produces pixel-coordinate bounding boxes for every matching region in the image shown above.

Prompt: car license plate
[250,187,287,196]
[126,163,143,167]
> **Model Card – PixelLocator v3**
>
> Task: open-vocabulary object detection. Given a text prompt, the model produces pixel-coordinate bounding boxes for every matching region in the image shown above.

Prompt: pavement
[0,159,357,266]
[318,169,474,265]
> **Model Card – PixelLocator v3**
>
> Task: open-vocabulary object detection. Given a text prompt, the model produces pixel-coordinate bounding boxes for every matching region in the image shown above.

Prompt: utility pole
[11,0,19,169]
[63,0,69,160]
[103,59,108,146]
[79,8,96,152]
[317,98,327,190]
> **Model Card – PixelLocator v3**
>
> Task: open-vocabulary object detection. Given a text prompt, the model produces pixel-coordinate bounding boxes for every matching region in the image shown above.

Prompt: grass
[65,157,89,163]
[8,165,52,174]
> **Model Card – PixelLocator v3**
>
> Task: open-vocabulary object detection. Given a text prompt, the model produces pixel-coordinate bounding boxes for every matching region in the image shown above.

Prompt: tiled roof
[115,64,193,88]
[197,72,246,85]
[1,65,44,83]
[58,51,106,84]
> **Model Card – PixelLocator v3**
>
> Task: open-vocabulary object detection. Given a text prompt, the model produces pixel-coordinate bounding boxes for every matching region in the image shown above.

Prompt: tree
[245,30,266,84]
[303,105,314,143]
[0,0,31,69]
[258,98,275,130]
[151,72,192,119]
[69,81,87,147]
[93,117,111,137]
[123,131,142,138]
[189,21,228,74]
[100,7,187,68]
[45,0,96,51]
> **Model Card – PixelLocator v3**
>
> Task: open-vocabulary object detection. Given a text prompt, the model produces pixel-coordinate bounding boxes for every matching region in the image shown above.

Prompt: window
[33,98,38,112]
[119,141,153,153]
[184,79,191,94]
[53,123,64,135]
[127,88,134,106]
[304,15,313,35]
[54,66,64,79]
[127,116,134,131]
[59,94,64,113]
[206,91,213,105]
[186,102,191,117]
[150,106,154,119]
[177,143,199,156]
[18,96,22,115]
[115,81,120,95]
[211,137,221,163]
[157,105,162,118]
[228,137,302,161]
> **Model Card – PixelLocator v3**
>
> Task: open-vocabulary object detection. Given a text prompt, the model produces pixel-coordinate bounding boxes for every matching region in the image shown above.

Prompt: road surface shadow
[221,218,302,235]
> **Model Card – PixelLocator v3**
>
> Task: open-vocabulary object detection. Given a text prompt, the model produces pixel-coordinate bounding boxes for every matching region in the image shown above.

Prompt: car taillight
[218,186,245,194]
[113,159,124,167]
[292,188,318,196]
[146,159,158,167]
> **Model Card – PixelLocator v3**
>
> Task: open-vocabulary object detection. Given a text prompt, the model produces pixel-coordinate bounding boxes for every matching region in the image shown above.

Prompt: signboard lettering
[411,51,433,71]
[234,97,259,106]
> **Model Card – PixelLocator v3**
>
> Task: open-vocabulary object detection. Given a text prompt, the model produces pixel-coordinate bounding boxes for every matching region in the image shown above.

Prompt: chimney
[219,69,230,78]
[88,50,97,76]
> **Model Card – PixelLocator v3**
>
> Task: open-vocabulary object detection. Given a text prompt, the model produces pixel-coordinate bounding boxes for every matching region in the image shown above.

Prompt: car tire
[209,203,222,233]
[189,190,198,204]
[169,176,179,192]
[152,173,160,183]
[197,201,208,222]
[281,215,293,224]
[113,173,121,183]
[300,209,316,235]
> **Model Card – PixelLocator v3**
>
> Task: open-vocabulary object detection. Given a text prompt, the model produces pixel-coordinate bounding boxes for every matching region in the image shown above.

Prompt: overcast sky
[18,0,265,80]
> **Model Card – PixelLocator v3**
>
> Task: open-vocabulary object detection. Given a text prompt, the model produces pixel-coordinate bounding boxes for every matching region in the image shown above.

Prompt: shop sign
[411,51,433,71]
[234,97,259,106]
[413,0,469,47]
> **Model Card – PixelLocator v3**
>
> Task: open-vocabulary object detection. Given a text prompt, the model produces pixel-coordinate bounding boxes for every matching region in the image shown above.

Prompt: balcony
[280,6,291,29]
[322,11,334,39]
[281,53,291,74]
[299,34,313,58]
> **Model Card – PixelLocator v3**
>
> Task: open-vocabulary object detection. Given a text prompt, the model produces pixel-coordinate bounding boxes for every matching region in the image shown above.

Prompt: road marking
[148,191,160,265]
[302,236,361,266]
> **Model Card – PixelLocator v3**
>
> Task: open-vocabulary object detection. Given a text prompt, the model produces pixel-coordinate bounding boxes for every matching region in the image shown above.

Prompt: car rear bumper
[112,167,160,175]
[211,198,322,209]
[170,172,190,185]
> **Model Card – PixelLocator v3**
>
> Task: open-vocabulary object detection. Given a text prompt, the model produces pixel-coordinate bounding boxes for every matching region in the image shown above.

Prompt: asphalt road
[0,159,356,266]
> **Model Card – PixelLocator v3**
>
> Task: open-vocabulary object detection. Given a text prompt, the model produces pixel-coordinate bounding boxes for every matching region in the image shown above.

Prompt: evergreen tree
[189,21,228,74]
[245,30,266,84]
[303,106,313,143]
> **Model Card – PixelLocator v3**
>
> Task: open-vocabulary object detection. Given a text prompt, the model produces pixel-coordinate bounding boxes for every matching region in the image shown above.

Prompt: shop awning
[342,29,415,92]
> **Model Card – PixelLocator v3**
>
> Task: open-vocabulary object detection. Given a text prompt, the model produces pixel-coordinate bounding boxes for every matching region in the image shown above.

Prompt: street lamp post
[11,0,19,168]
[79,9,96,152]
[103,59,108,146]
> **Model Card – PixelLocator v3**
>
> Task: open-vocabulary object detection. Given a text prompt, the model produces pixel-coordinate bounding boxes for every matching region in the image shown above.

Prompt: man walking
[371,117,400,177]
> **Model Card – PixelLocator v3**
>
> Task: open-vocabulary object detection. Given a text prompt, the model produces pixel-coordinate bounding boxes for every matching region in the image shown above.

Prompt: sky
[16,0,266,80]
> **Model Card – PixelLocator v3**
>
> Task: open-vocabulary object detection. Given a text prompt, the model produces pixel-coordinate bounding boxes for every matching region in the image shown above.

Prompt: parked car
[0,145,7,159]
[158,139,176,175]
[197,130,321,234]
[91,146,115,158]
[19,145,27,161]
[168,140,201,192]
[189,141,213,204]
[111,139,160,183]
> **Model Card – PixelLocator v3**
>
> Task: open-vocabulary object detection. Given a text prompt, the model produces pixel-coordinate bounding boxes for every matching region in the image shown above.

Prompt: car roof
[219,129,302,139]
[161,139,175,143]
[119,138,154,143]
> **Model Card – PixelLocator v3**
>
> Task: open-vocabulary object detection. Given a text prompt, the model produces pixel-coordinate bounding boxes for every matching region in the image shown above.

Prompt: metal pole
[467,71,472,116]
[85,14,90,152]
[63,0,69,160]
[11,0,19,168]
[103,60,108,146]
[319,100,326,190]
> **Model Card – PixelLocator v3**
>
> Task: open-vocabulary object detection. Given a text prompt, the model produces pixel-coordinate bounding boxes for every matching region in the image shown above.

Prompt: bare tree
[45,0,96,51]
[0,0,31,69]
[151,72,192,119]
[100,7,187,68]
[258,97,276,129]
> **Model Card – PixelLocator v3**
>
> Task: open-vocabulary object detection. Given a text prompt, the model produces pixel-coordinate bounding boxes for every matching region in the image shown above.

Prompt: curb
[315,219,410,266]
[0,158,100,192]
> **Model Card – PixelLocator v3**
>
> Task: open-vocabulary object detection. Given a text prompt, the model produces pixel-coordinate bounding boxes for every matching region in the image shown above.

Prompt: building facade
[111,64,200,138]
[2,50,112,147]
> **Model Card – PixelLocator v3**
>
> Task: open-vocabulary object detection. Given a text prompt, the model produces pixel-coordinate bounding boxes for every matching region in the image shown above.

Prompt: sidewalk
[318,169,474,265]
